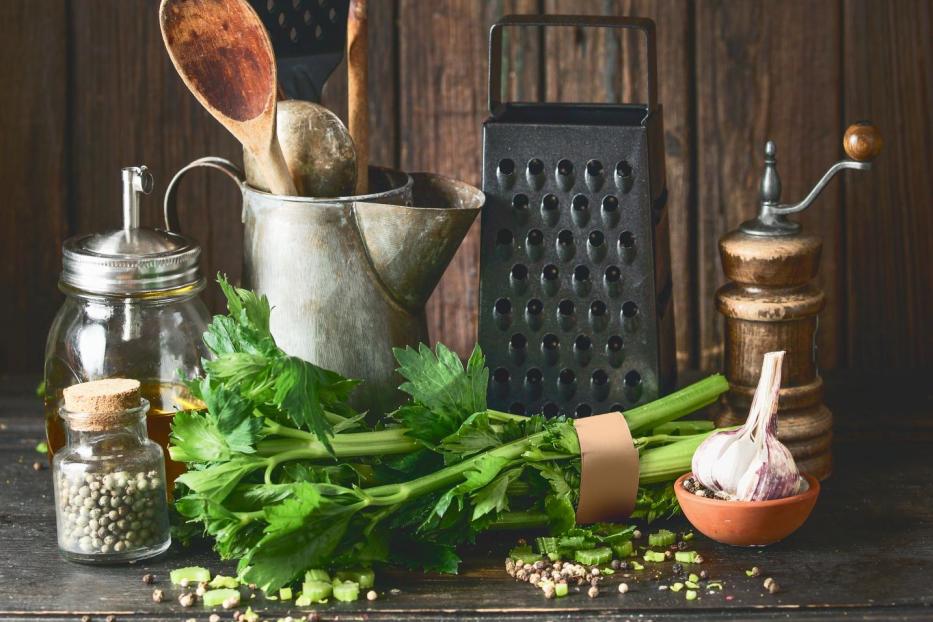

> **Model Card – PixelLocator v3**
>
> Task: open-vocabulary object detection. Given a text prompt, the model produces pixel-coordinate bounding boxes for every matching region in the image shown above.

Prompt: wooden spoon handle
[348,0,369,195]
[253,142,299,196]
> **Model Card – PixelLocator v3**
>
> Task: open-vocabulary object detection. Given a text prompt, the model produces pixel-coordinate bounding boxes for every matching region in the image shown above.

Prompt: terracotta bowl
[674,472,820,546]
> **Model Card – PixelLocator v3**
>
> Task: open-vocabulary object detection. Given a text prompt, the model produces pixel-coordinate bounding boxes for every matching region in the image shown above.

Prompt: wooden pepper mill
[715,123,882,480]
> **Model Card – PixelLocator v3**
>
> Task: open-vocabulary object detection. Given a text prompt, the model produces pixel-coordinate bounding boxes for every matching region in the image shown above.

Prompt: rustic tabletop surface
[0,372,930,621]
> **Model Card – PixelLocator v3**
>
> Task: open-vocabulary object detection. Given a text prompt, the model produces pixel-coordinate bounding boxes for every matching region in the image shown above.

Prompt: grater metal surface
[479,15,675,419]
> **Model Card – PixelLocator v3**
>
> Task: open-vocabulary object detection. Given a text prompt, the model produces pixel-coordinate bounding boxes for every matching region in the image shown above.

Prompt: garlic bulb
[691,351,805,501]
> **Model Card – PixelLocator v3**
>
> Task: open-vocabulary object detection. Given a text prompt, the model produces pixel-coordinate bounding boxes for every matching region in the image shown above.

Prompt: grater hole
[278,12,287,26]
[494,297,512,315]
[510,333,527,350]
[573,265,590,281]
[605,266,621,282]
[527,158,544,176]
[586,160,604,176]
[526,298,543,315]
[622,301,638,318]
[557,159,574,177]
[607,335,624,352]
[292,0,300,9]
[543,402,559,418]
[574,334,592,351]
[558,299,575,316]
[575,403,593,418]
[619,230,636,248]
[543,264,559,281]
[267,0,275,11]
[602,195,619,212]
[572,194,589,212]
[525,368,543,384]
[304,9,313,25]
[513,193,529,211]
[496,229,514,245]
[510,264,528,281]
[589,230,605,247]
[498,158,515,175]
[493,367,510,384]
[328,7,338,22]
[592,369,609,386]
[509,402,526,415]
[557,229,574,246]
[559,368,576,385]
[616,160,633,177]
[590,300,607,316]
[624,370,642,387]
[542,333,560,350]
[527,229,543,246]
[542,194,559,212]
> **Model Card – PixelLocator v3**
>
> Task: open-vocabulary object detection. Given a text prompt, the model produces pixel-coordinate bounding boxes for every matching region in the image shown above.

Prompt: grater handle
[488,14,657,117]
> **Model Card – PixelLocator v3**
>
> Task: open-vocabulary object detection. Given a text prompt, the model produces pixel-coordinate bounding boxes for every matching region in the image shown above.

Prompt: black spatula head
[249,0,349,102]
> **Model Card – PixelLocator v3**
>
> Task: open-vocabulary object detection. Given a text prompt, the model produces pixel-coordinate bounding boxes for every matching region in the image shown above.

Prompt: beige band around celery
[573,412,640,524]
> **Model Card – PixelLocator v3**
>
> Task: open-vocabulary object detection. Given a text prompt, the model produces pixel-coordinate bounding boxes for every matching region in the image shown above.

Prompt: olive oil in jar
[45,380,202,486]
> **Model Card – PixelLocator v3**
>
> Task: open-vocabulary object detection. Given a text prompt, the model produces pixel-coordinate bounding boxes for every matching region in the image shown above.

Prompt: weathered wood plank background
[1,0,930,374]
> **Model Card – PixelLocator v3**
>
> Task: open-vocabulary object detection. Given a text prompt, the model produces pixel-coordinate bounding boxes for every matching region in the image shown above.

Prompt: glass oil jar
[53,378,171,563]
[44,166,210,486]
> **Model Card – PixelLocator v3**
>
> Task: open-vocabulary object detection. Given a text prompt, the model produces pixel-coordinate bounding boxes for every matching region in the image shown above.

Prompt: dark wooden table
[1,372,931,621]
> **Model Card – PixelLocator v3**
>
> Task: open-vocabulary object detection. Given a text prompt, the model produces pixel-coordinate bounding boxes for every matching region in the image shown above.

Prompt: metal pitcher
[165,158,483,415]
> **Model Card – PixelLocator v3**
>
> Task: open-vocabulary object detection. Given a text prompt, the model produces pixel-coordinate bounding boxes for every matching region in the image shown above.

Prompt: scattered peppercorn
[748,566,760,577]
[151,589,164,603]
[610,559,621,570]
[699,570,708,580]
[306,612,321,622]
[763,577,780,594]
[543,583,556,599]
[142,573,155,584]
[33,461,44,471]
[587,586,599,598]
[105,616,116,622]
[618,583,629,594]
[209,615,221,622]
[366,590,378,601]
[178,592,196,607]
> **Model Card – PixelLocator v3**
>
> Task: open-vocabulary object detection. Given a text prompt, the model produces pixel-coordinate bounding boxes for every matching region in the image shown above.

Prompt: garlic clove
[691,429,735,493]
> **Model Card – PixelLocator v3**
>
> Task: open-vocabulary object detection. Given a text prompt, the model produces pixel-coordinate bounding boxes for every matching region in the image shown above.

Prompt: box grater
[479,15,675,419]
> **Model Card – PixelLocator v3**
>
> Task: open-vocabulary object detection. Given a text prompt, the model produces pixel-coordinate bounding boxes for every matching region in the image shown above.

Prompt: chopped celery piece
[536,537,559,557]
[557,535,587,550]
[301,580,333,603]
[202,588,239,608]
[688,573,699,583]
[682,531,695,541]
[554,582,569,598]
[574,547,612,565]
[707,582,723,590]
[336,569,375,589]
[208,575,239,589]
[170,566,211,585]
[630,561,644,571]
[295,594,313,607]
[675,551,701,564]
[509,545,541,565]
[279,587,293,601]
[601,568,615,575]
[333,580,360,603]
[648,529,676,548]
[548,553,560,562]
[304,569,331,583]
[643,550,666,563]
[611,541,634,558]
[685,580,699,589]
[685,589,698,601]
[242,607,259,622]
[670,582,684,592]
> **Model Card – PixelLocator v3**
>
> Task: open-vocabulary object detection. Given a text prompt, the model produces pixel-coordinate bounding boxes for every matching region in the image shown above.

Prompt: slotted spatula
[249,0,350,102]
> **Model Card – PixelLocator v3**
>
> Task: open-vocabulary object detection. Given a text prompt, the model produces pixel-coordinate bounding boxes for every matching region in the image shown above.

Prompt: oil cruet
[44,166,211,485]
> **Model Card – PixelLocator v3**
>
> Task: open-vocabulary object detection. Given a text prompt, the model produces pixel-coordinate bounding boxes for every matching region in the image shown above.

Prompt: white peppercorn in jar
[52,378,171,563]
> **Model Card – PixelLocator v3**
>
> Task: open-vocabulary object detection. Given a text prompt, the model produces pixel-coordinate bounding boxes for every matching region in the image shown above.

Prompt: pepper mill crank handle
[770,160,871,216]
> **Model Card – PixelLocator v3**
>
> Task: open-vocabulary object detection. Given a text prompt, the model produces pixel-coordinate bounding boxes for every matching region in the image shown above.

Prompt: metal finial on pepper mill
[715,122,882,480]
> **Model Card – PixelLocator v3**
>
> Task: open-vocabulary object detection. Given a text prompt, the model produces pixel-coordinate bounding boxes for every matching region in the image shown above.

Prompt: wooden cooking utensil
[347,0,369,195]
[160,0,299,196]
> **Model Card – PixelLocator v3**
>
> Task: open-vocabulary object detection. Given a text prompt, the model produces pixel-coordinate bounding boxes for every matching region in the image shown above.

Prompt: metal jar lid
[62,166,203,295]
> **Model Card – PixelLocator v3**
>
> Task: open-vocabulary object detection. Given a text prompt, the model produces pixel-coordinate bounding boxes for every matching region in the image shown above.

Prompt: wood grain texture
[2,373,933,619]
[842,0,933,369]
[694,0,843,371]
[0,1,67,374]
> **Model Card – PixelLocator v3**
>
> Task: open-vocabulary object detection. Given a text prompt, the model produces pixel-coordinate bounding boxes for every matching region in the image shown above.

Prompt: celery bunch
[170,278,728,592]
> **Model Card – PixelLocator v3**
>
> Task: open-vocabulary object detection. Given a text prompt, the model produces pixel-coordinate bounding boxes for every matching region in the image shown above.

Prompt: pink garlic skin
[735,435,803,501]
[691,429,737,494]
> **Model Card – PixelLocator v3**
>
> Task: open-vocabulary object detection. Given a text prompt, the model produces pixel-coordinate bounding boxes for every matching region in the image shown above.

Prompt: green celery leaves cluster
[171,277,727,593]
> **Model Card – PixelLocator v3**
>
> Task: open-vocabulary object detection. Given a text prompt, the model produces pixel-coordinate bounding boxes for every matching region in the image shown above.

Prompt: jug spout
[353,172,483,310]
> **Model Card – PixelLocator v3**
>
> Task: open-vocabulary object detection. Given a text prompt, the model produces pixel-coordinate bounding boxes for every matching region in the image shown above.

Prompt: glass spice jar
[52,378,171,563]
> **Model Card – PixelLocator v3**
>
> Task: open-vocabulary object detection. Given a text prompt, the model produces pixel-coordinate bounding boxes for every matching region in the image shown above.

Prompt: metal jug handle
[163,157,246,232]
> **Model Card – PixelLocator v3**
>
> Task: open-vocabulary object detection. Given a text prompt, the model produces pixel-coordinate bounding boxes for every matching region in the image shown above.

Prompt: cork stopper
[62,379,143,431]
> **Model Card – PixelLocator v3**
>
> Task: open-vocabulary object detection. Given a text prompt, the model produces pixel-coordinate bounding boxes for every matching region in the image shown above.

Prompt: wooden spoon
[160,0,299,195]
[347,0,369,195]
